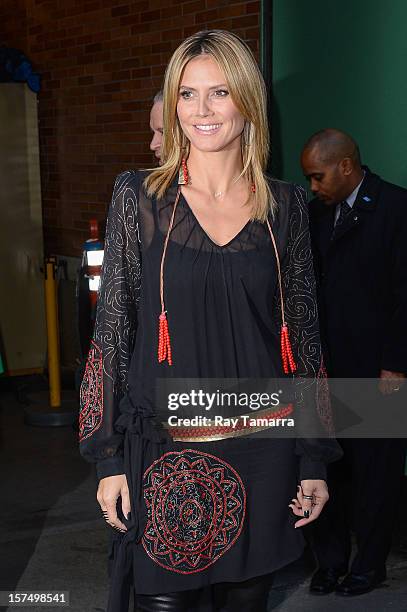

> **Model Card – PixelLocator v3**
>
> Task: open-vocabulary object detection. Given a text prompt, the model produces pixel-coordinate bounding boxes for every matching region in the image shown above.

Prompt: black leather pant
[135,573,273,612]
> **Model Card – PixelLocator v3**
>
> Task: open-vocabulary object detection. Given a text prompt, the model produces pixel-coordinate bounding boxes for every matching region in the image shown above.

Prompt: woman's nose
[196,96,212,117]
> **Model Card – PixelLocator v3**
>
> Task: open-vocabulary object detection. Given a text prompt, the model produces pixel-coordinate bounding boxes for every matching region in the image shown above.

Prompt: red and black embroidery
[142,449,246,574]
[79,341,103,441]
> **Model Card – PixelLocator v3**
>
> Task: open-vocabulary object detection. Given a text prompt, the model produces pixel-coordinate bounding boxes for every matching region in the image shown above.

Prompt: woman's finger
[104,498,127,531]
[288,497,302,516]
[120,486,131,520]
[299,484,314,519]
[294,495,327,528]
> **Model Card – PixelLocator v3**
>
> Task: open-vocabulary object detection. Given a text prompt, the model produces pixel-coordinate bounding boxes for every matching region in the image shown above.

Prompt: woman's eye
[180,90,193,99]
[214,89,229,97]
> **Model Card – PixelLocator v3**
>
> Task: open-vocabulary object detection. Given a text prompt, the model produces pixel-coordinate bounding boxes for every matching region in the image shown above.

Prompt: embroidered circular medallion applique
[142,449,246,574]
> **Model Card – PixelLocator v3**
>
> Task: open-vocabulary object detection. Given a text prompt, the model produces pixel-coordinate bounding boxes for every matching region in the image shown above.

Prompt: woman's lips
[193,123,222,135]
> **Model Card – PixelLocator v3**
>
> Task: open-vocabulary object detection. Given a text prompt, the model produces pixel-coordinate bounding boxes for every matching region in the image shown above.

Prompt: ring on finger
[303,494,313,500]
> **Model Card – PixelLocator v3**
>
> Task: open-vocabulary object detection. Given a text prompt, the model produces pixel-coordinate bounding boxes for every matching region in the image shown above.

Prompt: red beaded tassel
[280,324,297,374]
[157,187,182,366]
[158,312,172,365]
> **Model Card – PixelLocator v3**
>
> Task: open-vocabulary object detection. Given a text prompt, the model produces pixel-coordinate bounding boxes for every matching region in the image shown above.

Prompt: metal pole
[44,257,61,407]
[24,257,76,427]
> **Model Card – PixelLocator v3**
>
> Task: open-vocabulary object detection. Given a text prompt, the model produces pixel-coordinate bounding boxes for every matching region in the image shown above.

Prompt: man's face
[150,101,163,164]
[301,148,349,205]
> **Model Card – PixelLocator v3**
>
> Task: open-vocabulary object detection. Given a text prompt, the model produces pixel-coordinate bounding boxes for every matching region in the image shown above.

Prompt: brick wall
[0,0,260,256]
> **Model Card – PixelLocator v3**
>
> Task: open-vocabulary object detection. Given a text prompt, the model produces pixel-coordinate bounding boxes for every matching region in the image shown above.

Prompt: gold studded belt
[163,403,294,442]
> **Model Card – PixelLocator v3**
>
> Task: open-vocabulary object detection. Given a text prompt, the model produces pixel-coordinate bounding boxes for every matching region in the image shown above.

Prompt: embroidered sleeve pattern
[79,171,142,464]
[282,185,334,435]
[79,340,103,441]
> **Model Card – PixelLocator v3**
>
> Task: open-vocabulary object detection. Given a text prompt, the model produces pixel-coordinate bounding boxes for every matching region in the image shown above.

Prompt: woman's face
[176,54,245,154]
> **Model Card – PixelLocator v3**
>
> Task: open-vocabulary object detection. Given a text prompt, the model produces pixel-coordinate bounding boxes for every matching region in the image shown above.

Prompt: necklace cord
[159,188,181,313]
[266,218,285,325]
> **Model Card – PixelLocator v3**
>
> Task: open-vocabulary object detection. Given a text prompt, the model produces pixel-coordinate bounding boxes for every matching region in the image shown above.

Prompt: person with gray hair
[149,90,163,164]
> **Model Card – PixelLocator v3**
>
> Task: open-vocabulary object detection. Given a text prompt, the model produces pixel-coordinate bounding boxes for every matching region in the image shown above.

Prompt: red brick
[131,23,152,35]
[160,5,182,19]
[246,1,260,14]
[209,18,233,30]
[29,24,43,35]
[141,9,161,23]
[131,67,151,78]
[231,14,258,28]
[78,75,94,85]
[196,9,219,24]
[111,69,131,80]
[182,1,202,16]
[220,4,246,17]
[103,82,121,93]
[161,28,183,42]
[111,5,130,17]
[205,0,230,7]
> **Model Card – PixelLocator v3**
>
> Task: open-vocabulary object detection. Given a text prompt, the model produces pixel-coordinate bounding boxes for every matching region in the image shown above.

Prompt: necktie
[331,200,351,238]
[335,200,351,228]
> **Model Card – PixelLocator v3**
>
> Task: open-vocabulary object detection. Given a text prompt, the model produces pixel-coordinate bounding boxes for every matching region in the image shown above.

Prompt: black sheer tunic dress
[79,170,340,611]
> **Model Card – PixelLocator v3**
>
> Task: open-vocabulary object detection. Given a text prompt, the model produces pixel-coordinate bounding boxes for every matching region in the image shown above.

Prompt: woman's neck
[185,146,245,195]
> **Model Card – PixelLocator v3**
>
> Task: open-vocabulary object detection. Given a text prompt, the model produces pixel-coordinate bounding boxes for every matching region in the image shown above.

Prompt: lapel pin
[362,196,371,202]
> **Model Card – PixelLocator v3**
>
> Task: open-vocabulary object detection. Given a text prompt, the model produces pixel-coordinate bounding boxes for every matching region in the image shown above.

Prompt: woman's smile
[193,123,222,135]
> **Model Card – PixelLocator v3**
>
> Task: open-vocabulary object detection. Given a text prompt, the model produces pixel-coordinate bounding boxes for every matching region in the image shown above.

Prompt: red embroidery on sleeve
[79,340,103,441]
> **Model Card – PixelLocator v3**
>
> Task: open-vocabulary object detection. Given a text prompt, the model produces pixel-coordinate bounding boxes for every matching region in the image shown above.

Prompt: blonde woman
[79,30,341,612]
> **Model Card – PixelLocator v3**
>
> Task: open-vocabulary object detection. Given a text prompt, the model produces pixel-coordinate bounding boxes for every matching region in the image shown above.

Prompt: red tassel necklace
[266,218,297,374]
[157,187,181,366]
[157,159,296,374]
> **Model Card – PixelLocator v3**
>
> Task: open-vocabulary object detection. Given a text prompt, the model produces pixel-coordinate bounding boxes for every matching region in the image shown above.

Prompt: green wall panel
[272,1,407,188]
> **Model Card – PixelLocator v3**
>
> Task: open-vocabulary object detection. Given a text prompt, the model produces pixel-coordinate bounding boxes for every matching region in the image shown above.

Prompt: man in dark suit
[301,128,407,596]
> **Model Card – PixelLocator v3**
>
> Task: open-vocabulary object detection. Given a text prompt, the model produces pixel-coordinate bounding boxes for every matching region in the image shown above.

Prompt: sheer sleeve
[79,170,141,480]
[278,183,342,481]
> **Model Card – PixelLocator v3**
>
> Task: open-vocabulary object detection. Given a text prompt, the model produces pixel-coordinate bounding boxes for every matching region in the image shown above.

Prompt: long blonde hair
[144,30,275,221]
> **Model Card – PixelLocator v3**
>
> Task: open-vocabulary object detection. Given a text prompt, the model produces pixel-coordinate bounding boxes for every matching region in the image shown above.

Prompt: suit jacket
[308,168,407,377]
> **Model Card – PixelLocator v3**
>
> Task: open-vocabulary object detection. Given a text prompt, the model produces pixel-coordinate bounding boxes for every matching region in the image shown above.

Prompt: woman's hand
[288,480,329,528]
[97,474,131,533]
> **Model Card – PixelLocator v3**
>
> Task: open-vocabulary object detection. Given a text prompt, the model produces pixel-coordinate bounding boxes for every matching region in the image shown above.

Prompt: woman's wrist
[96,455,124,480]
[298,455,327,482]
